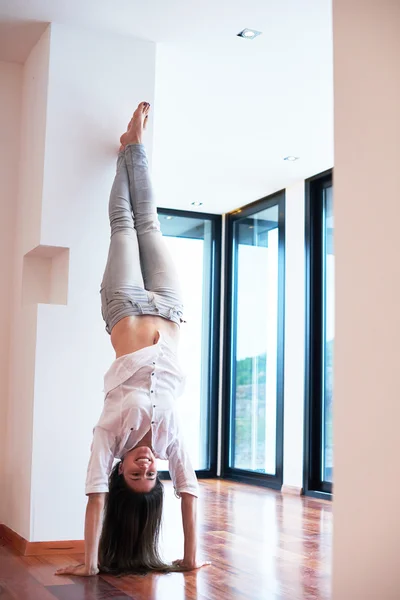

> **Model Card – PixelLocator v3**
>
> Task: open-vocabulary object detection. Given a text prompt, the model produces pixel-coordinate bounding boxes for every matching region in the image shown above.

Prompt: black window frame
[157,207,222,479]
[304,170,333,499]
[222,191,285,490]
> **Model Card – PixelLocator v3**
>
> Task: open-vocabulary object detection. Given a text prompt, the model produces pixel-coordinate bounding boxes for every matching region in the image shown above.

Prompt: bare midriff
[110,314,180,359]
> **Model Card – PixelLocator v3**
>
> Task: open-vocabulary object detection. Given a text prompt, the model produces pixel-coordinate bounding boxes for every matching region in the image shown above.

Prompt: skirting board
[281,485,303,496]
[0,524,84,556]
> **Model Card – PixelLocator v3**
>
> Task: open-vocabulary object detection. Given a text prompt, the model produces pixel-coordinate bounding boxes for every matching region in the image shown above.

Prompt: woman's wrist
[183,540,197,562]
[86,563,99,575]
[183,553,196,565]
[84,552,99,572]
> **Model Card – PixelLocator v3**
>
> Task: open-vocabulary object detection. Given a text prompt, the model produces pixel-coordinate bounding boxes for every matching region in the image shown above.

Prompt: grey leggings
[101,144,184,334]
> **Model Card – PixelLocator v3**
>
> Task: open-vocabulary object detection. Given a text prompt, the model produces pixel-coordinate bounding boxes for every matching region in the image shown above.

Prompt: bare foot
[120,102,150,148]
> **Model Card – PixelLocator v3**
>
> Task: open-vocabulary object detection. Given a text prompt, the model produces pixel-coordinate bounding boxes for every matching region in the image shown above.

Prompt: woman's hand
[172,558,211,571]
[55,563,99,577]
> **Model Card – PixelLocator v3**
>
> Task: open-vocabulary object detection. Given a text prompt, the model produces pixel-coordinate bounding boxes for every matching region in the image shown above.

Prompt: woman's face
[119,446,158,493]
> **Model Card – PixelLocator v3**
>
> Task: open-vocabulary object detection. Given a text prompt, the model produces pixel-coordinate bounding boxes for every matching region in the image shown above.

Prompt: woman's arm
[167,438,209,570]
[84,493,106,571]
[181,492,197,564]
[172,493,210,571]
[55,493,106,576]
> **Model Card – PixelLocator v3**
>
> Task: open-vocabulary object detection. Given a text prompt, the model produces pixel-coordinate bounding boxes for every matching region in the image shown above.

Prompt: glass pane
[158,214,213,471]
[322,186,334,483]
[231,205,279,474]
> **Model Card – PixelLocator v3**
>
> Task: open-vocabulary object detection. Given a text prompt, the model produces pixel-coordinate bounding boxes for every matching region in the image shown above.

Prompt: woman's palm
[55,564,99,577]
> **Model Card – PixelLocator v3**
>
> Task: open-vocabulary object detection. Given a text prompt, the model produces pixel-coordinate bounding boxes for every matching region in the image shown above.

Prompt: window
[304,171,333,497]
[322,186,334,484]
[223,193,285,488]
[158,209,221,475]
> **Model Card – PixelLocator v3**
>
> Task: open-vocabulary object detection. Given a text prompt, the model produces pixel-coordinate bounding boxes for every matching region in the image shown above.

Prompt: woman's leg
[124,143,182,299]
[101,152,144,297]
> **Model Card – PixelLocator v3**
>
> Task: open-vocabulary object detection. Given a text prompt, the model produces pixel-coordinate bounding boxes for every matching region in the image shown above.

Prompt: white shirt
[85,332,199,498]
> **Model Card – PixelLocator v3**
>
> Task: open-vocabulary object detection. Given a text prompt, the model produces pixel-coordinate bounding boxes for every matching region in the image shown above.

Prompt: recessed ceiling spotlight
[284,156,299,162]
[165,216,173,220]
[237,28,262,40]
[191,201,203,207]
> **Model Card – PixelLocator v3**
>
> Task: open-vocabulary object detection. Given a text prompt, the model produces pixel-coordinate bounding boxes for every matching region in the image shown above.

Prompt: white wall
[283,181,305,489]
[0,61,22,523]
[4,28,51,540]
[30,23,156,541]
[332,0,400,598]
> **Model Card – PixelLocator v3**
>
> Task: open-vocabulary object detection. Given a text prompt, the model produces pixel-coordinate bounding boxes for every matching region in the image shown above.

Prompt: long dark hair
[98,462,172,575]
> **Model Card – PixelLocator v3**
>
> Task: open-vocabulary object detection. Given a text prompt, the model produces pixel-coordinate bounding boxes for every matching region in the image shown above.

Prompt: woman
[56,102,208,577]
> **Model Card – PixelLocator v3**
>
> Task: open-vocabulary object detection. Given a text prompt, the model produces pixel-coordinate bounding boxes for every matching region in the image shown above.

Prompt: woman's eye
[148,472,155,477]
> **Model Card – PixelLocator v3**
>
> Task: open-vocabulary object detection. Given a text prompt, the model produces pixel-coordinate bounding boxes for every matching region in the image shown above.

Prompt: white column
[332,1,400,598]
[283,181,305,489]
[0,61,22,525]
[5,28,51,540]
[265,228,278,474]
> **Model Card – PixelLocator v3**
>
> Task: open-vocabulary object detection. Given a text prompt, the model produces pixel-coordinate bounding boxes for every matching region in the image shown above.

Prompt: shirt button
[151,421,155,424]
[152,362,155,365]
[152,372,155,376]
[153,404,156,408]
[151,390,154,393]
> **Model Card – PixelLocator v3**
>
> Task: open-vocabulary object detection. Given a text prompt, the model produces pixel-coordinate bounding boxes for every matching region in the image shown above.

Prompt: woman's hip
[100,286,185,334]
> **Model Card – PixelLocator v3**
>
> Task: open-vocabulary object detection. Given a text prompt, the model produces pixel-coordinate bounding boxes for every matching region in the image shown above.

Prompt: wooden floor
[0,480,332,600]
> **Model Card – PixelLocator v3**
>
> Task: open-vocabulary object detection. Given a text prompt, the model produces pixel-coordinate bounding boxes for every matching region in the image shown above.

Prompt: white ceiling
[0,0,333,214]
[0,0,331,45]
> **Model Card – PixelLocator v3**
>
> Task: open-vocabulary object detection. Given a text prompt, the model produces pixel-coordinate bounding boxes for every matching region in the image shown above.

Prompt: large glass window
[304,171,333,497]
[224,193,285,488]
[158,210,221,474]
[322,186,334,484]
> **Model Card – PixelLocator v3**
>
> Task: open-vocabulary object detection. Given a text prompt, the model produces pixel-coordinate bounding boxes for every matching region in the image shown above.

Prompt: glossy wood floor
[0,480,332,600]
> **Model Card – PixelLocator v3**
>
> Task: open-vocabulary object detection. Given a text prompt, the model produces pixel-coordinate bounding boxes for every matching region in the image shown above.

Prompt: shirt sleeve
[166,436,199,499]
[177,373,187,399]
[85,426,116,495]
